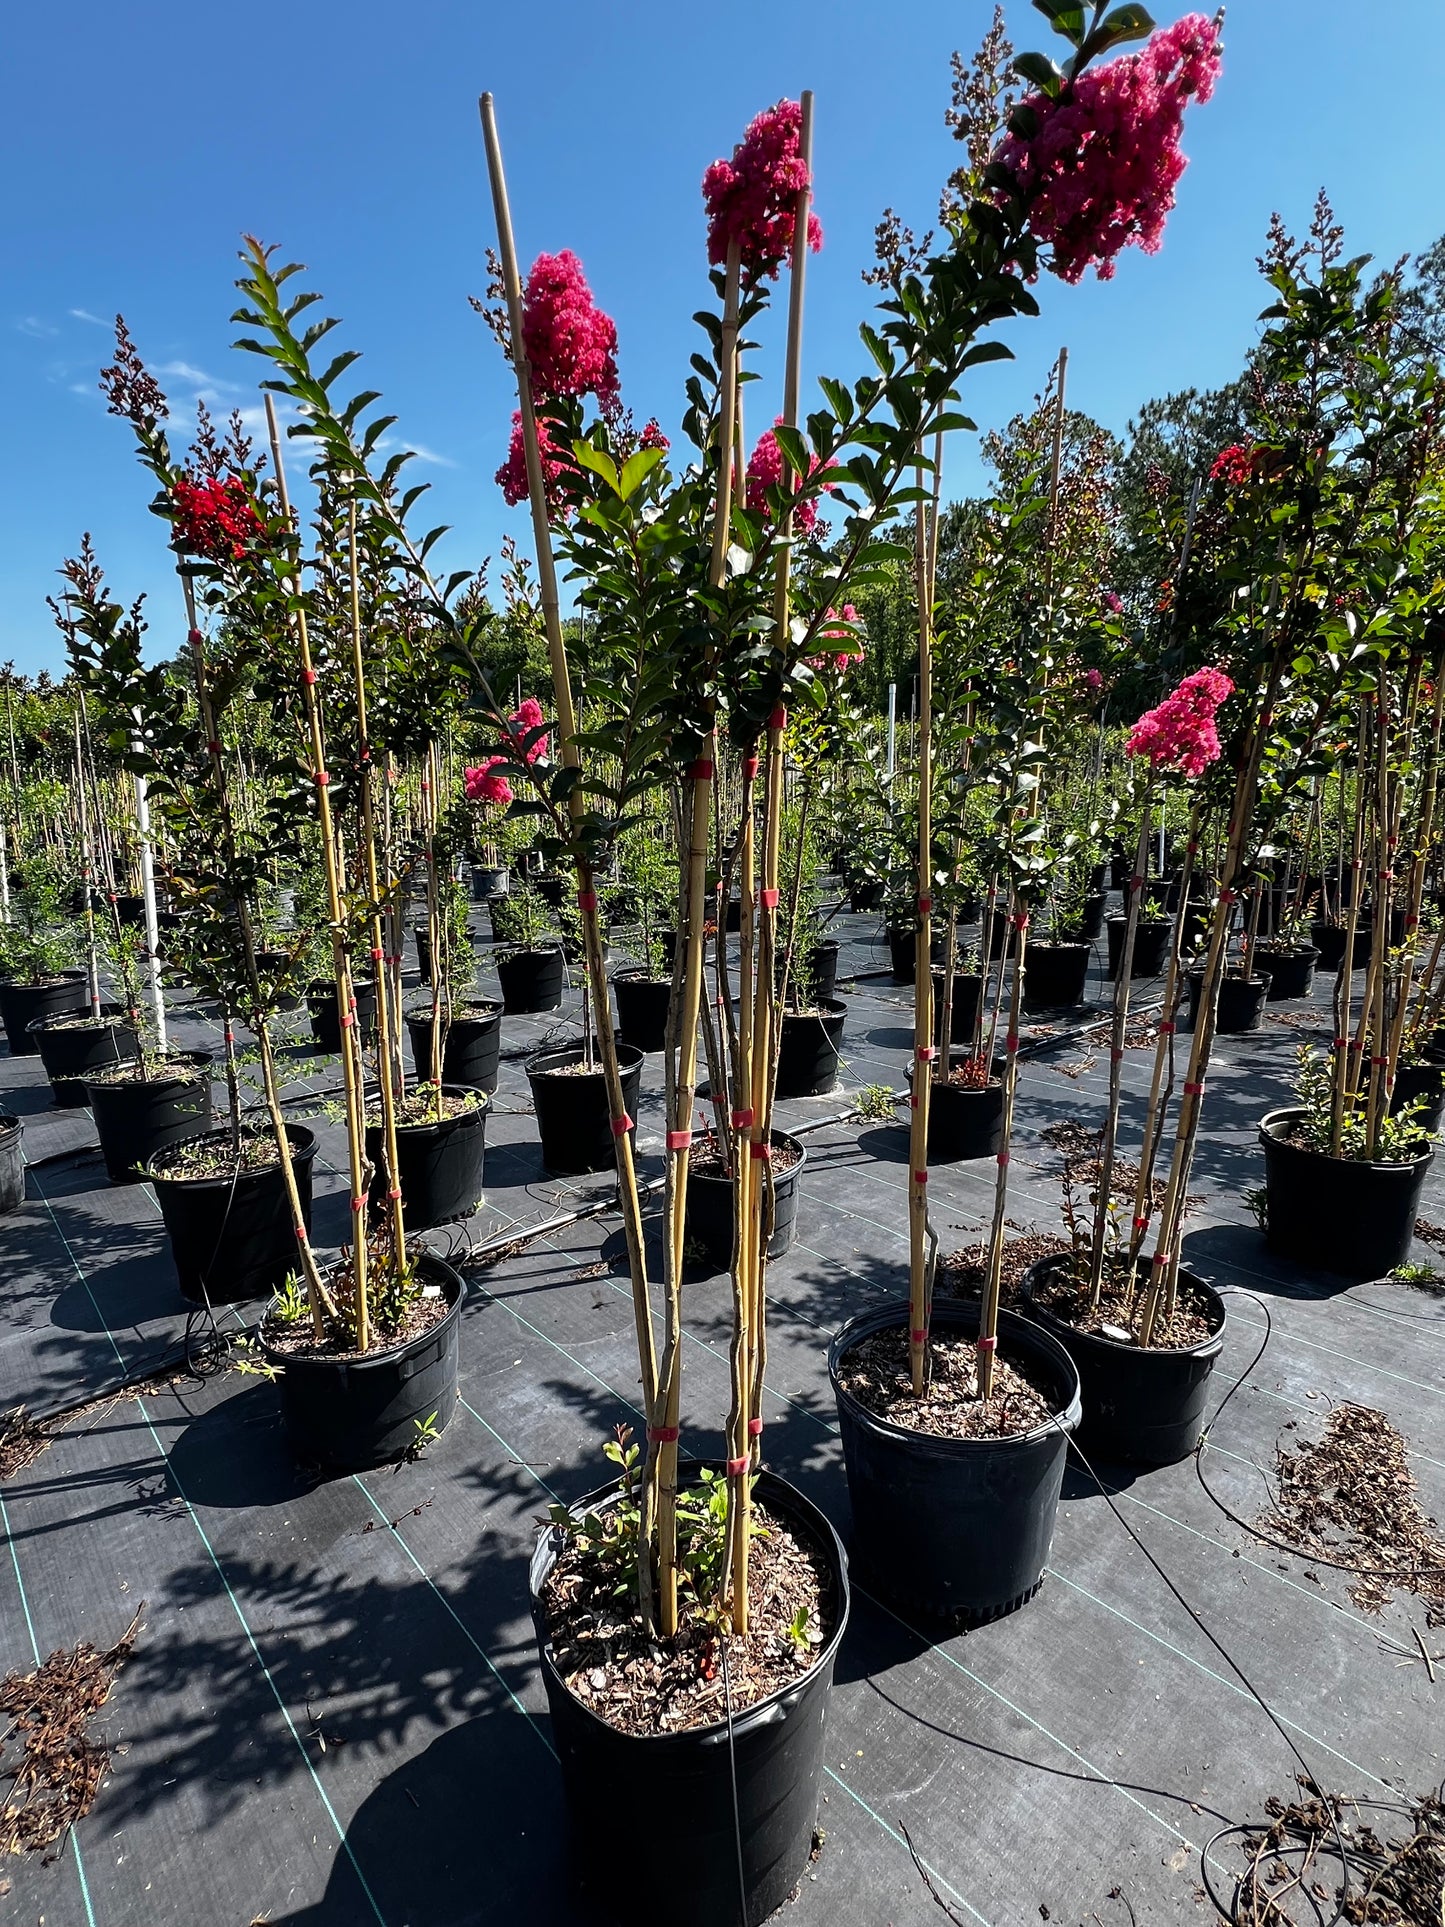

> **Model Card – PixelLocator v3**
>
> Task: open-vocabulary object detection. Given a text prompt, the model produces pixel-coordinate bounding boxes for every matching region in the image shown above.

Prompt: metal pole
[886,682,897,780]
[132,754,166,1055]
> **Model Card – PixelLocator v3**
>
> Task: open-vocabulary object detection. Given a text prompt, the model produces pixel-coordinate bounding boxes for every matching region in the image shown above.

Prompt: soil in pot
[829,1298,1080,1623]
[364,1083,488,1228]
[1019,1251,1226,1465]
[145,1123,317,1305]
[916,1053,1005,1162]
[612,971,672,1053]
[405,1002,503,1094]
[687,1130,806,1269]
[0,977,89,1055]
[84,1055,214,1185]
[259,1248,464,1471]
[0,1115,23,1214]
[1022,940,1090,1011]
[526,1044,644,1175]
[931,967,984,1046]
[1257,943,1318,1001]
[307,979,378,1052]
[497,946,565,1015]
[774,999,846,1099]
[27,1004,139,1106]
[1259,1106,1434,1277]
[1186,969,1270,1033]
[1105,916,1173,980]
[531,1464,848,1927]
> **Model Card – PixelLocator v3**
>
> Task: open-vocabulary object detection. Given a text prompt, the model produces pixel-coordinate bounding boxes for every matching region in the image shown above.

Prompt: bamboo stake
[908,454,936,1397]
[1087,801,1151,1306]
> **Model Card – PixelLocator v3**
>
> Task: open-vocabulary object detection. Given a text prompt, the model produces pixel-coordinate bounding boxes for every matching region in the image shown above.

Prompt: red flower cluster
[465,759,513,807]
[1209,442,1254,486]
[520,250,619,405]
[745,422,835,535]
[806,605,864,674]
[639,418,669,451]
[1126,666,1233,777]
[703,99,824,283]
[496,411,569,510]
[506,696,550,765]
[995,13,1223,283]
[171,475,262,561]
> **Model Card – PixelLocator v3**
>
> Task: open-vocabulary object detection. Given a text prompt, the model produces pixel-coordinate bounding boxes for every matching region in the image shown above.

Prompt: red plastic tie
[350,1196,365,1213]
[610,1113,634,1137]
[725,1456,749,1476]
[302,668,317,685]
[1110,1048,1124,1063]
[1130,874,1145,892]
[917,896,933,915]
[997,1151,1010,1167]
[913,1169,929,1185]
[340,1013,354,1029]
[976,1335,997,1355]
[1132,1216,1150,1232]
[575,889,597,913]
[370,947,383,961]
[916,1046,937,1062]
[747,1417,763,1437]
[742,754,760,780]
[1370,1054,1388,1067]
[1160,1021,1176,1036]
[1184,1080,1205,1096]
[689,758,715,781]
[749,1140,769,1160]
[1005,1032,1019,1053]
[910,1329,928,1345]
[909,1093,918,1110]
[1219,887,1237,904]
[208,740,222,756]
[315,770,330,786]
[769,706,786,731]
[187,627,204,644]
[666,1130,692,1152]
[1012,912,1030,931]
[759,888,780,909]
[1333,1036,1348,1050]
[648,1425,680,1444]
[387,1188,402,1202]
[731,1107,754,1129]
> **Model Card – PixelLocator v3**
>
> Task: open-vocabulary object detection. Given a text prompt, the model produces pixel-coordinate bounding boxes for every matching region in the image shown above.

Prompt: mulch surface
[941,1231,1070,1306]
[1027,1260,1218,1349]
[837,1327,1059,1440]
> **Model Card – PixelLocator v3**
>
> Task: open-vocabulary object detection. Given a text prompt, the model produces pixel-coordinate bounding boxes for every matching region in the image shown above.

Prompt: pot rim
[82,1049,214,1093]
[828,1299,1082,1452]
[612,967,671,988]
[27,1005,134,1035]
[689,1127,808,1186]
[525,1041,646,1079]
[1256,942,1320,960]
[1258,1105,1436,1172]
[404,1000,503,1026]
[0,975,87,992]
[0,1113,21,1137]
[1019,1251,1226,1358]
[375,1082,490,1134]
[779,997,848,1022]
[143,1121,319,1187]
[529,1460,849,1748]
[257,1248,464,1373]
[1187,967,1272,986]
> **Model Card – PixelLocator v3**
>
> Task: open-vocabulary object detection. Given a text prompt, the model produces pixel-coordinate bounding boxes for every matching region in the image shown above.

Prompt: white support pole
[886,681,897,781]
[132,755,166,1055]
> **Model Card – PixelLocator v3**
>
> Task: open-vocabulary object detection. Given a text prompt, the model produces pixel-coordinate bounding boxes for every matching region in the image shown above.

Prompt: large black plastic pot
[804,939,840,1003]
[848,879,885,912]
[497,946,565,1015]
[405,1003,503,1094]
[931,968,984,1047]
[28,1005,138,1106]
[922,1059,1006,1163]
[1259,1106,1434,1277]
[307,979,378,1052]
[0,977,88,1055]
[470,864,509,902]
[366,1084,488,1228]
[147,1125,317,1305]
[612,971,672,1053]
[1022,941,1090,1012]
[260,1250,464,1471]
[526,1044,645,1175]
[413,923,434,986]
[1186,969,1271,1033]
[687,1131,807,1270]
[0,1115,22,1214]
[84,1055,214,1185]
[829,1298,1080,1623]
[774,999,846,1098]
[253,949,304,1012]
[1311,920,1369,972]
[1392,1052,1445,1130]
[887,926,949,983]
[530,1462,848,1927]
[1019,1253,1226,1465]
[1105,916,1172,980]
[1257,944,1318,1001]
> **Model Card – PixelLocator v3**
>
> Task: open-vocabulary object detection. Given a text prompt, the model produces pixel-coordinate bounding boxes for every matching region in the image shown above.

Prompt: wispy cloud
[155,358,242,397]
[401,441,458,468]
[16,316,57,339]
[68,308,107,327]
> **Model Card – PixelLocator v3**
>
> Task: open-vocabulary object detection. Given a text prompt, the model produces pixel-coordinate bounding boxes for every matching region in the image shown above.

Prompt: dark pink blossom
[521,251,619,404]
[1100,589,1123,616]
[806,604,863,674]
[465,758,513,807]
[1084,667,1104,691]
[639,418,669,451]
[995,13,1223,283]
[1125,665,1233,777]
[506,697,550,765]
[1209,442,1254,486]
[745,422,835,535]
[703,99,823,283]
[496,411,568,511]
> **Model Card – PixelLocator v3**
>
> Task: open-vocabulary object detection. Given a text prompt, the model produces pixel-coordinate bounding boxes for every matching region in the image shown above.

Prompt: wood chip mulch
[941,1232,1070,1306]
[543,1503,830,1737]
[0,1610,141,1859]
[1228,1776,1445,1925]
[839,1327,1058,1440]
[1025,1263,1218,1349]
[1261,1405,1445,1625]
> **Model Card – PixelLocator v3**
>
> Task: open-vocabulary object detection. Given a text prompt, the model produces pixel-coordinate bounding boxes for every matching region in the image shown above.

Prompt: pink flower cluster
[745,422,834,535]
[1125,666,1234,777]
[806,605,864,674]
[703,99,823,283]
[520,250,619,405]
[1209,442,1253,486]
[995,14,1222,283]
[1100,589,1124,616]
[639,418,669,451]
[496,411,568,510]
[506,696,550,765]
[465,760,512,807]
[464,698,550,809]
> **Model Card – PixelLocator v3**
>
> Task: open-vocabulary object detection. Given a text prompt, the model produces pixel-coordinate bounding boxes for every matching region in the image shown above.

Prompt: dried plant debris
[1412,1218,1445,1259]
[0,1410,52,1482]
[1223,1777,1445,1926]
[1261,1405,1445,1625]
[464,1237,528,1272]
[941,1231,1070,1305]
[0,1610,141,1859]
[1268,1008,1328,1032]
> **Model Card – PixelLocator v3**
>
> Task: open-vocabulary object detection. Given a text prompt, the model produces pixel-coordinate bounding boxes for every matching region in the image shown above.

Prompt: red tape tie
[1012,912,1030,931]
[747,1417,763,1437]
[1160,1021,1175,1035]
[577,890,598,913]
[1333,1036,1348,1050]
[666,1130,692,1151]
[1132,1216,1150,1232]
[610,1113,634,1137]
[315,770,330,787]
[648,1425,680,1444]
[188,627,204,644]
[917,896,933,915]
[759,888,779,909]
[910,1329,928,1344]
[742,755,759,780]
[370,947,383,961]
[689,758,714,780]
[997,1151,1010,1167]
[302,667,317,685]
[1219,887,1237,904]
[1005,1032,1019,1053]
[913,1169,929,1185]
[749,1140,769,1160]
[976,1334,997,1355]
[725,1456,749,1476]
[769,706,786,731]
[208,739,222,756]
[1110,1048,1124,1063]
[916,1046,936,1062]
[350,1196,365,1213]
[1184,1080,1205,1096]
[731,1107,754,1129]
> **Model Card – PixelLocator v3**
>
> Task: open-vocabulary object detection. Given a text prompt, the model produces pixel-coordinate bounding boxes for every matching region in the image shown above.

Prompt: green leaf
[1031,1,1086,45]
[1096,4,1155,45]
[1011,51,1064,96]
[618,447,664,499]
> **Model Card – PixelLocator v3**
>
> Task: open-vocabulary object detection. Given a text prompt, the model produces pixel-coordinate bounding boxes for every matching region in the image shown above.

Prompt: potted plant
[489,880,566,1012]
[0,853,87,1053]
[609,814,675,1052]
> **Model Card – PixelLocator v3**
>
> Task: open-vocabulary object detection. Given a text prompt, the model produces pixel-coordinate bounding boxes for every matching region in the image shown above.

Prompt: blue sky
[4,1,1442,675]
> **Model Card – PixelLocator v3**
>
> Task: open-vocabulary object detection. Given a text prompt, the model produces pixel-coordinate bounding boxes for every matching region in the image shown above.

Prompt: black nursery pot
[687,1131,808,1270]
[530,1463,849,1927]
[919,1057,1005,1163]
[307,979,379,1052]
[612,971,672,1053]
[497,946,565,1015]
[1310,920,1370,972]
[1019,1253,1226,1466]
[1022,940,1091,1012]
[0,977,88,1055]
[28,1005,139,1107]
[1072,891,1107,942]
[147,1125,318,1305]
[1186,969,1271,1034]
[1257,944,1318,1001]
[413,923,434,986]
[774,998,846,1098]
[84,1055,214,1185]
[261,1250,464,1472]
[0,1114,23,1215]
[366,1084,489,1229]
[829,1298,1080,1623]
[405,1003,503,1094]
[931,967,985,1046]
[253,950,304,1012]
[470,864,509,902]
[1259,1105,1434,1277]
[1392,1052,1445,1131]
[887,926,949,983]
[805,939,841,1003]
[848,878,885,912]
[525,1044,645,1176]
[1105,915,1172,980]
